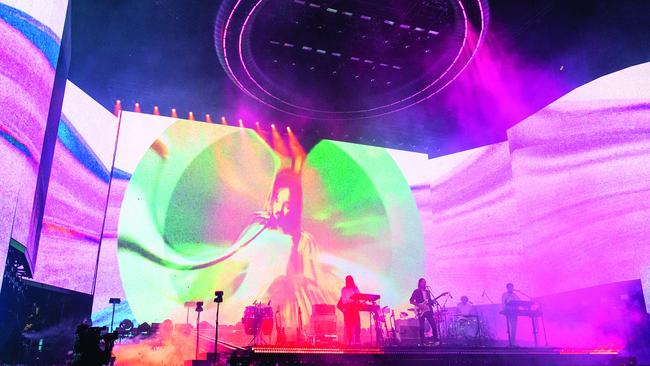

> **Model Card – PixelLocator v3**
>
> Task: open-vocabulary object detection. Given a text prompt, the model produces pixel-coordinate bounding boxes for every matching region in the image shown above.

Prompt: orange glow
[188,111,195,121]
[271,123,289,157]
[153,105,160,115]
[113,100,122,116]
[251,346,383,355]
[287,127,306,173]
[254,121,268,143]
[205,114,212,123]
[221,116,228,125]
[134,102,141,113]
[171,108,178,118]
[559,348,620,355]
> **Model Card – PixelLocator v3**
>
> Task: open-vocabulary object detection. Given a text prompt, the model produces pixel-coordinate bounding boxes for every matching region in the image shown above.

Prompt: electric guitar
[414,292,449,318]
[275,308,286,345]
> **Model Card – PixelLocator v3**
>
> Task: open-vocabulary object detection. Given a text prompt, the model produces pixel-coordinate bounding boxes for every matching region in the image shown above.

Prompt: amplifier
[396,318,431,340]
[312,304,336,316]
[311,317,337,334]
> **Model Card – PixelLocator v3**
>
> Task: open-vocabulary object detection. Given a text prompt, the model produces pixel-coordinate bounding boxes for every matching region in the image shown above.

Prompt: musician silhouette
[409,278,439,345]
[501,283,521,346]
[338,275,361,345]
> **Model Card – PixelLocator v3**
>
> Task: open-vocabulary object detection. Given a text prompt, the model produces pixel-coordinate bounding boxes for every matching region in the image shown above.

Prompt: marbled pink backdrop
[421,62,650,347]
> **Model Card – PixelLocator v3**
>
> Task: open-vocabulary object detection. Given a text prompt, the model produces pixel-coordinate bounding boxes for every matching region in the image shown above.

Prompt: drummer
[456,296,475,316]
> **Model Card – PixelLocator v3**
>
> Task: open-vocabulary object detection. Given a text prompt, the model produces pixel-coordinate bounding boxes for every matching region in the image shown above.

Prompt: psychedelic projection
[92,62,650,349]
[0,1,68,278]
[92,112,426,329]
[31,81,118,293]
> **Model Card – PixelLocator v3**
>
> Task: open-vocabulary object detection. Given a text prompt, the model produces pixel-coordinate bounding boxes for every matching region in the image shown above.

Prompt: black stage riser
[228,352,635,366]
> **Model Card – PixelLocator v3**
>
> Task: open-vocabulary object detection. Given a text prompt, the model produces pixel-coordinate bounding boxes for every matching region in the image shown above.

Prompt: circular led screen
[216,0,488,119]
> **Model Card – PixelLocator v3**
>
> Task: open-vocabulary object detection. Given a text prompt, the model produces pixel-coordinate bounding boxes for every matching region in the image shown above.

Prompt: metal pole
[110,303,116,332]
[196,311,201,360]
[91,110,122,297]
[214,302,220,365]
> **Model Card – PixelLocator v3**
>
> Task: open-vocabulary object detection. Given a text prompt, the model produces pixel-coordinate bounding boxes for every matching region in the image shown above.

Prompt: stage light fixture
[171,108,178,118]
[188,111,195,120]
[153,105,160,115]
[113,100,122,116]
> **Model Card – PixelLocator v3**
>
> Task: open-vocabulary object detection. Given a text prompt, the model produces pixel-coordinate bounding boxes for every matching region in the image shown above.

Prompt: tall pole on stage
[91,109,123,298]
[213,291,224,365]
[109,298,121,332]
[195,302,204,360]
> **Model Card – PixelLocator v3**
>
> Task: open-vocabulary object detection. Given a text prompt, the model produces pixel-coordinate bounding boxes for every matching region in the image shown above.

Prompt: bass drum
[452,315,479,339]
[260,306,274,335]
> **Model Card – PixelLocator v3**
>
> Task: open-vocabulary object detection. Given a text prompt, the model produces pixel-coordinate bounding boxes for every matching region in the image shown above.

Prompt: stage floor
[227,345,634,366]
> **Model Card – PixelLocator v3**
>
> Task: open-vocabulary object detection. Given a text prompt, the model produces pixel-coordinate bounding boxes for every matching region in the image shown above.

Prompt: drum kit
[242,302,274,344]
[399,298,491,346]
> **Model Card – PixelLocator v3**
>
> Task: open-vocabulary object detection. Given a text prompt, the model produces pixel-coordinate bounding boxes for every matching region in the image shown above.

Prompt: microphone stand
[481,290,495,304]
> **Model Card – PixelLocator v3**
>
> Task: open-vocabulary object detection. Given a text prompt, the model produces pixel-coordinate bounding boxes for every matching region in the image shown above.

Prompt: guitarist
[409,278,439,345]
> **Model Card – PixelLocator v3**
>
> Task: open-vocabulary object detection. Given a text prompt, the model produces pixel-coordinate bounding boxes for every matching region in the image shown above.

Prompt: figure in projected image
[219,168,338,337]
[501,283,520,346]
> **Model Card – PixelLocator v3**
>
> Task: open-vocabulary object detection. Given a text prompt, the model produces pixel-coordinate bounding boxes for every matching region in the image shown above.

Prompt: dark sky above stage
[69,0,650,157]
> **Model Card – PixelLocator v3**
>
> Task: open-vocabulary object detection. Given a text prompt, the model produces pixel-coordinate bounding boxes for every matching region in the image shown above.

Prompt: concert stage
[227,346,635,366]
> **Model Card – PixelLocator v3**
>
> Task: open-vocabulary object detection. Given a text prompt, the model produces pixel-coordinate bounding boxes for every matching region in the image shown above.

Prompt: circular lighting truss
[216,0,488,119]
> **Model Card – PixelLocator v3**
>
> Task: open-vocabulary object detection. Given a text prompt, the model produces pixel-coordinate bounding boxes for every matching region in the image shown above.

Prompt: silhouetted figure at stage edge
[410,278,439,345]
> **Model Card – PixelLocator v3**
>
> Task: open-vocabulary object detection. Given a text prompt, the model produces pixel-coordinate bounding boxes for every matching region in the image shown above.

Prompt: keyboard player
[338,275,361,345]
[501,283,520,346]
